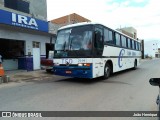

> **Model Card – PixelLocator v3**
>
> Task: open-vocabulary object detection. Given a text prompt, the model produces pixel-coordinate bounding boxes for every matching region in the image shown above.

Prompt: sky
[47,0,160,42]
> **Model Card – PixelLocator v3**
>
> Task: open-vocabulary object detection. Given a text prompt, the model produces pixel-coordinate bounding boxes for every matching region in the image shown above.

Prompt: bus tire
[103,63,111,79]
[133,60,137,70]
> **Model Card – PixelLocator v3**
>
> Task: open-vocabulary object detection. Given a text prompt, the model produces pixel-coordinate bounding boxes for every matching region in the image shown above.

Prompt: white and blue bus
[53,22,141,79]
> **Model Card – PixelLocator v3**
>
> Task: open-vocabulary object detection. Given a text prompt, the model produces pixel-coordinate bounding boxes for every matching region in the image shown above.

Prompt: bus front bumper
[53,66,93,79]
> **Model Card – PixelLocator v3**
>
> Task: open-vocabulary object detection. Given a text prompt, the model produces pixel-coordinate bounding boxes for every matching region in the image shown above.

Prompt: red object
[0,63,5,77]
[41,59,54,66]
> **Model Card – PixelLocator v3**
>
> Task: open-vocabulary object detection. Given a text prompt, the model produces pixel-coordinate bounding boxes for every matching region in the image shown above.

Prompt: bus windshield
[54,25,93,58]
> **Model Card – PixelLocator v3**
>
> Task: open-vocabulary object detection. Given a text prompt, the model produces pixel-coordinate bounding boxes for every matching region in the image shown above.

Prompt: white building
[0,0,55,71]
[144,40,160,58]
[155,48,160,58]
[116,27,137,40]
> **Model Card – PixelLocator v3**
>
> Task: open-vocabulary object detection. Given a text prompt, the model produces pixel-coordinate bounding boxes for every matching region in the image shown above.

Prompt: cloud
[47,0,160,41]
[134,0,146,3]
[47,0,108,20]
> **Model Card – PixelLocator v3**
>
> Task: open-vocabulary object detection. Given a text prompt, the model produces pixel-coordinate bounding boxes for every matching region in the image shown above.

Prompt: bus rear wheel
[133,60,137,70]
[103,63,111,79]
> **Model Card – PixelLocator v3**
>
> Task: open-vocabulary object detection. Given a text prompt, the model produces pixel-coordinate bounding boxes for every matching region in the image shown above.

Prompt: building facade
[116,27,137,40]
[49,13,91,34]
[155,48,160,58]
[0,0,54,71]
[51,13,91,26]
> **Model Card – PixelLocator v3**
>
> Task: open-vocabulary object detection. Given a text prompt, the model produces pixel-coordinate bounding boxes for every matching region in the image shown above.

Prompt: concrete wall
[49,22,61,35]
[29,0,47,21]
[0,0,47,21]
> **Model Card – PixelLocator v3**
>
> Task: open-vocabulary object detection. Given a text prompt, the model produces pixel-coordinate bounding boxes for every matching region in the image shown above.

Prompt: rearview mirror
[149,78,160,86]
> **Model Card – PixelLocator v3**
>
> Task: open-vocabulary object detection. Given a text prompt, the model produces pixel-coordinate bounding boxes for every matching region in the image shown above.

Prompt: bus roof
[58,22,98,30]
[58,22,140,42]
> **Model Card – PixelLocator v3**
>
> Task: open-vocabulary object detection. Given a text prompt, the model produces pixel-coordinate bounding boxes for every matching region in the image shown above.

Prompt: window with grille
[4,0,30,14]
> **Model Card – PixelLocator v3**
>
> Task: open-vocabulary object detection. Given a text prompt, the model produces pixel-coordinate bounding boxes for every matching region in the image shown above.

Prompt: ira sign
[12,13,38,29]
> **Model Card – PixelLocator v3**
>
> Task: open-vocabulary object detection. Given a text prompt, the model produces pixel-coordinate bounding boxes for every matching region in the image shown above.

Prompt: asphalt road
[0,59,160,120]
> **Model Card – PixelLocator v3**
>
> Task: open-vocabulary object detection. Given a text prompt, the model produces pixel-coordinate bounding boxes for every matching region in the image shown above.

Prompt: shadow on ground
[24,68,138,86]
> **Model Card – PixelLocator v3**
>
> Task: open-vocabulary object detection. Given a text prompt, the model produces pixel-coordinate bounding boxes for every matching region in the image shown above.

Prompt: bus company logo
[118,49,125,68]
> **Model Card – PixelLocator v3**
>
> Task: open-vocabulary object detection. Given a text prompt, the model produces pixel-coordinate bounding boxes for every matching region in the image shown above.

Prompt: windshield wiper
[63,41,66,51]
[62,41,69,52]
[69,38,79,57]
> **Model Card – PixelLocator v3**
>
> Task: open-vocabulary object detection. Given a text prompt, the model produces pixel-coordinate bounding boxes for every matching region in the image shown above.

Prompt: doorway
[0,38,25,70]
[45,43,54,59]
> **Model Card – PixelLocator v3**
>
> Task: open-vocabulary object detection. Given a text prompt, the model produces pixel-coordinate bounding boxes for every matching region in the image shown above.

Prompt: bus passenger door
[93,27,104,78]
[94,27,103,56]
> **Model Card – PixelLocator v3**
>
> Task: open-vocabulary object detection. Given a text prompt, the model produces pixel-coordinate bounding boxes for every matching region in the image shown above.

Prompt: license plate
[66,71,72,74]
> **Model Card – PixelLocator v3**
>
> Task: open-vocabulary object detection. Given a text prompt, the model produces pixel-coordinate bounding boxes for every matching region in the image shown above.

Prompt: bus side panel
[92,58,105,78]
[102,46,141,73]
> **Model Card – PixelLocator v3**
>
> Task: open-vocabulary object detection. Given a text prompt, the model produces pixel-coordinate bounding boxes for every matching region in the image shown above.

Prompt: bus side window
[104,28,114,45]
[126,38,128,48]
[137,42,139,50]
[134,41,136,50]
[135,41,138,50]
[132,40,135,49]
[104,28,109,44]
[130,39,132,49]
[108,30,114,44]
[128,38,131,49]
[139,43,141,51]
[121,35,127,48]
[115,33,121,46]
[136,42,138,50]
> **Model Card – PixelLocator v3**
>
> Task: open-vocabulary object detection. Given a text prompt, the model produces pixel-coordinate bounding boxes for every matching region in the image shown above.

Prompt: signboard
[0,9,48,32]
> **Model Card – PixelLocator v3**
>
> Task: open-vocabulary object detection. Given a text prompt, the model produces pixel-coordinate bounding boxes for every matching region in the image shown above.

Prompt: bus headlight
[84,63,91,67]
[54,63,60,66]
[78,63,83,66]
[78,63,91,67]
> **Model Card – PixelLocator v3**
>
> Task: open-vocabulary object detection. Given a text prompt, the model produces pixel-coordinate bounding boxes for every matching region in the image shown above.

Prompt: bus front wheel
[103,63,111,79]
[46,69,52,73]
